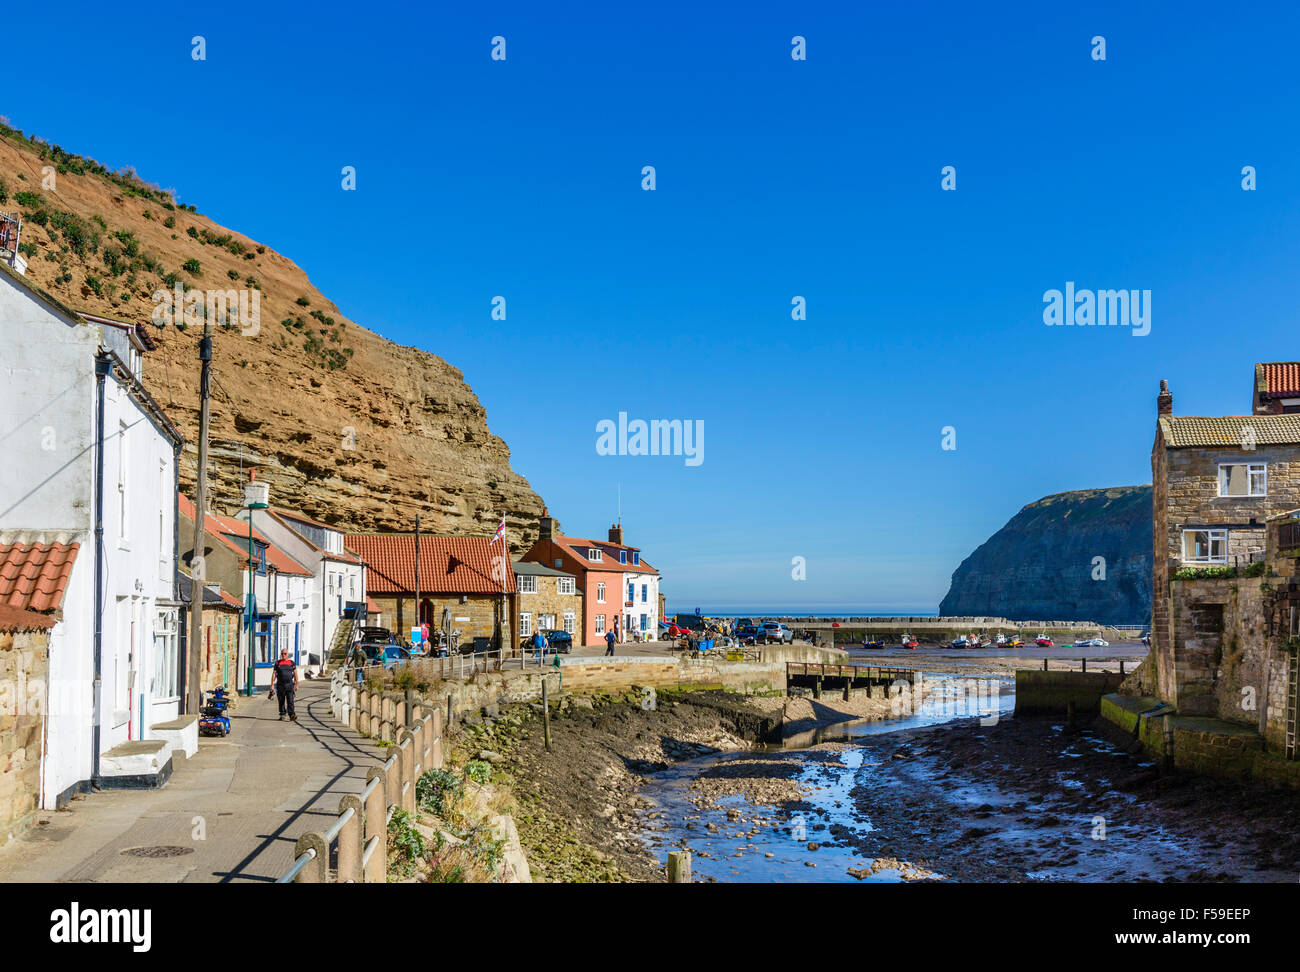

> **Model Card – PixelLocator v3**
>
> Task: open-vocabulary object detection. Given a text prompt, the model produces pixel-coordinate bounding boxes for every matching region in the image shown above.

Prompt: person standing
[532,628,547,662]
[604,628,616,656]
[271,646,298,721]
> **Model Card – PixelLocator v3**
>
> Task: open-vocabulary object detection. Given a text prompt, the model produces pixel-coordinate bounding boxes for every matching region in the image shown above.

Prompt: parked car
[735,624,762,645]
[352,642,411,669]
[542,629,573,653]
[761,621,793,644]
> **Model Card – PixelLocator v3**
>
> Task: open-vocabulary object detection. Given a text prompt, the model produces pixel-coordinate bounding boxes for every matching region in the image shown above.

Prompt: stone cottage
[0,604,54,841]
[512,560,583,645]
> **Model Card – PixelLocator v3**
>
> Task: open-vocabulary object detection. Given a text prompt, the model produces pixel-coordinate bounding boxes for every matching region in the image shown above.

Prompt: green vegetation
[296,295,310,306]
[386,808,427,881]
[183,257,201,276]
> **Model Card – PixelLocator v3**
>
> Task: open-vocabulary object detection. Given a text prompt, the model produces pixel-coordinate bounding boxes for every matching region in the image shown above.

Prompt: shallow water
[635,678,1285,883]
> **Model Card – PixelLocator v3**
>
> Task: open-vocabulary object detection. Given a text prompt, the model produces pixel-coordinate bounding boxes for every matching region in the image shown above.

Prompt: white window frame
[563,611,575,634]
[518,574,537,594]
[1218,463,1267,497]
[519,613,532,637]
[596,582,606,603]
[557,576,575,596]
[1182,528,1228,564]
[586,548,603,563]
[594,614,606,635]
[152,607,180,701]
[539,614,555,631]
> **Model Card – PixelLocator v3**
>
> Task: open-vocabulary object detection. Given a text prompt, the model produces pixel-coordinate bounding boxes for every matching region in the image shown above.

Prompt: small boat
[1035,633,1054,647]
[862,638,886,649]
[901,634,919,649]
[1004,636,1024,648]
[950,636,972,649]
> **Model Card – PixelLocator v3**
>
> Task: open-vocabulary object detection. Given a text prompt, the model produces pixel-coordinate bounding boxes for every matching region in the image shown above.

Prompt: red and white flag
[489,518,506,545]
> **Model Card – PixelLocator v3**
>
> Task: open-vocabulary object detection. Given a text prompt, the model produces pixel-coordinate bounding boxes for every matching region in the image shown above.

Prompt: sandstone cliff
[0,122,546,550]
[939,486,1152,625]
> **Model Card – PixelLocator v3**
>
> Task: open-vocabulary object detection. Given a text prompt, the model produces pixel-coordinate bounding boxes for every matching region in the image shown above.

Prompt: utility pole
[187,323,213,715]
[414,513,421,646]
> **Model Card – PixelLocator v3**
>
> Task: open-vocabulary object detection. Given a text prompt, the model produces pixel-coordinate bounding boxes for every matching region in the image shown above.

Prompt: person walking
[271,646,298,721]
[532,628,547,663]
[604,628,616,656]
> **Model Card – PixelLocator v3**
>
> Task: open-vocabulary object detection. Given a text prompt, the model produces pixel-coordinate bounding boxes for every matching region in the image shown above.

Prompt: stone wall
[1013,670,1126,715]
[0,628,50,841]
[374,593,516,652]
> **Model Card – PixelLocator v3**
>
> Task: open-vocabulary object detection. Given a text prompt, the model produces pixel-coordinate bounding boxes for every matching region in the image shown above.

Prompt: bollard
[843,678,851,702]
[1120,659,1125,676]
[1081,658,1087,674]
[363,768,387,883]
[369,691,380,738]
[446,693,454,731]
[1043,658,1048,672]
[293,831,329,883]
[667,850,692,883]
[337,795,364,883]
[432,707,444,769]
[813,678,822,700]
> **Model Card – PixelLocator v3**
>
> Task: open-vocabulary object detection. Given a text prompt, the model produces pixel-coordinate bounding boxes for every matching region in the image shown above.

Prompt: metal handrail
[277,847,317,884]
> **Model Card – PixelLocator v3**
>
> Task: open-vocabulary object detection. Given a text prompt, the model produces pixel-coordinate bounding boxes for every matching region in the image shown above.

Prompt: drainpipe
[93,354,110,786]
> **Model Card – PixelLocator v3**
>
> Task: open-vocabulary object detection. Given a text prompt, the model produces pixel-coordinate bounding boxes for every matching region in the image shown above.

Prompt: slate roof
[0,541,80,613]
[511,560,575,578]
[345,534,516,595]
[1158,414,1300,448]
[178,497,313,576]
[550,536,658,575]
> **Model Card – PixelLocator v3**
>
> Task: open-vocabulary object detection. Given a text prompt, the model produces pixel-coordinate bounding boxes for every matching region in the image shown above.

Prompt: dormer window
[631,551,640,565]
[619,549,627,565]
[586,548,602,563]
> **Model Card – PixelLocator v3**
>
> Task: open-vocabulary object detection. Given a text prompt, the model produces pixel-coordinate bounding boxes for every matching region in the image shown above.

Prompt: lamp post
[242,475,270,696]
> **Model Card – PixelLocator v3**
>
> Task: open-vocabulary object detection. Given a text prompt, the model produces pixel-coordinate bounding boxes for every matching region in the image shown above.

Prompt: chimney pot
[1157,379,1173,416]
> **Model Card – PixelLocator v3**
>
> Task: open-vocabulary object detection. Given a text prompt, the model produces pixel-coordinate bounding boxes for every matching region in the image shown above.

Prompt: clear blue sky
[7,1,1300,612]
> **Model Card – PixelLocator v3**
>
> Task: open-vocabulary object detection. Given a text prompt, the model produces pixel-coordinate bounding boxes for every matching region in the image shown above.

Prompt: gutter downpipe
[93,354,110,786]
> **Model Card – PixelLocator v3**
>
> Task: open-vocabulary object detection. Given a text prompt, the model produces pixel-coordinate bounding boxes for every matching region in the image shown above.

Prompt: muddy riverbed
[638,707,1300,883]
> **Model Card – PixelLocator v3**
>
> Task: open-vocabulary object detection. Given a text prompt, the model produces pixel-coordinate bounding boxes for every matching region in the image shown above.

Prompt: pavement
[0,678,384,882]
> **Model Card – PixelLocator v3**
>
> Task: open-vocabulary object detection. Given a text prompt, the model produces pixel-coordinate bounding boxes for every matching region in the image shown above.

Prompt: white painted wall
[621,571,660,639]
[1,273,179,804]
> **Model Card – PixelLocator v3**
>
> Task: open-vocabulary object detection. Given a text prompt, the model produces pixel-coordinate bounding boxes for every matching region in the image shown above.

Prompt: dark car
[542,629,573,654]
[353,642,410,669]
[735,624,762,645]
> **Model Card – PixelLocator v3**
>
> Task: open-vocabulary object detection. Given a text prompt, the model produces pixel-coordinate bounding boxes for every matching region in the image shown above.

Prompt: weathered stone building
[1150,375,1300,705]
[512,561,583,644]
[0,605,54,841]
[345,534,518,653]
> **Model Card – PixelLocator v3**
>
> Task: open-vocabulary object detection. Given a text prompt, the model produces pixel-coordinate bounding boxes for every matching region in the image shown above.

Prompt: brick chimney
[1157,379,1173,416]
[537,508,554,542]
[609,522,624,545]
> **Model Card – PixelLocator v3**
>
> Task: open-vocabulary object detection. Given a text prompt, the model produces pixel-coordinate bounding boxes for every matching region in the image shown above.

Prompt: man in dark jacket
[604,629,616,656]
[271,647,298,721]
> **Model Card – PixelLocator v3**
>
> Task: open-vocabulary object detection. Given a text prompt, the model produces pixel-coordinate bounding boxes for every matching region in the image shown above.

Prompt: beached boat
[1035,633,1054,647]
[901,634,919,649]
[861,638,886,649]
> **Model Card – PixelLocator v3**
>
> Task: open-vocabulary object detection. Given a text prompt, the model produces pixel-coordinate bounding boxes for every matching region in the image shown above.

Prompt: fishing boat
[861,637,886,649]
[901,633,919,649]
[1035,633,1054,647]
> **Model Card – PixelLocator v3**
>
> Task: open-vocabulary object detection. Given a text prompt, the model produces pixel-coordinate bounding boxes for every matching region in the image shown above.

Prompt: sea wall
[1014,670,1125,715]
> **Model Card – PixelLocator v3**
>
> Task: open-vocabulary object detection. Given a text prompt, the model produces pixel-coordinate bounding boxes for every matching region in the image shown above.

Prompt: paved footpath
[0,679,384,882]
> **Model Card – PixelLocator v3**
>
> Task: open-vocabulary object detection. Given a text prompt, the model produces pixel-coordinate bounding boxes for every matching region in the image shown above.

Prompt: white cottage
[0,257,184,803]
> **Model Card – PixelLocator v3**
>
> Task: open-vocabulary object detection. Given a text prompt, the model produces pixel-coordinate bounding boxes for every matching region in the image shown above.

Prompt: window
[158,460,167,565]
[254,619,272,664]
[520,613,532,637]
[641,584,648,603]
[594,614,606,635]
[118,421,128,542]
[539,614,555,631]
[557,576,575,595]
[153,608,179,699]
[640,614,648,632]
[563,611,575,634]
[631,551,639,565]
[1182,529,1228,563]
[596,583,606,603]
[1219,463,1266,497]
[627,582,635,604]
[619,549,627,564]
[518,574,537,594]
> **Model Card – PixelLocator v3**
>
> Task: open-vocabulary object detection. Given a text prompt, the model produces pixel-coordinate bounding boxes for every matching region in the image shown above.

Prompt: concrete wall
[1014,670,1126,715]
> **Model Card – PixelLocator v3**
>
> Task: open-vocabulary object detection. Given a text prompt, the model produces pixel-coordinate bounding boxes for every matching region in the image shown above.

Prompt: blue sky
[7,1,1300,612]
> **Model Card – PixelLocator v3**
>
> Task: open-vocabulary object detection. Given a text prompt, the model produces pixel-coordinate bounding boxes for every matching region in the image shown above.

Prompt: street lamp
[243,477,270,696]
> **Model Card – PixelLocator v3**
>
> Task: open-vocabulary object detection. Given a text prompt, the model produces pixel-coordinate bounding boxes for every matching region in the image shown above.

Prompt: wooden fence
[278,671,444,883]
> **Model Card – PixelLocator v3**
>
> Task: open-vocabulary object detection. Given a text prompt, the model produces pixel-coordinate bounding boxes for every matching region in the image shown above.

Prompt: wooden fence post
[432,707,444,769]
[294,831,329,883]
[337,795,364,883]
[667,850,692,883]
[397,730,416,813]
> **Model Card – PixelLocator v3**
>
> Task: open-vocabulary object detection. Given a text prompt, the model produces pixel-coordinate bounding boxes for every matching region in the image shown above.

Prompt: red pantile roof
[177,497,313,576]
[0,542,80,613]
[0,603,57,632]
[550,536,657,575]
[346,535,515,595]
[1260,362,1300,399]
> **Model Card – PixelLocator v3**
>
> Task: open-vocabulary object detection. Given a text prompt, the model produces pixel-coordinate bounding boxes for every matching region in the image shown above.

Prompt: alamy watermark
[152,282,260,336]
[1043,282,1150,337]
[596,412,703,466]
